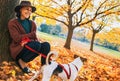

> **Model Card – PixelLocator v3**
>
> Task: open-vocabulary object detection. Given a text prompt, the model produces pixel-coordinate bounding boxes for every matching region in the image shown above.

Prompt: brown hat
[14,1,36,12]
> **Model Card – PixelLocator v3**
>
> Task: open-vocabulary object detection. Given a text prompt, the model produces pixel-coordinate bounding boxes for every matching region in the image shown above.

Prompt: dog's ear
[74,54,79,59]
[80,57,87,63]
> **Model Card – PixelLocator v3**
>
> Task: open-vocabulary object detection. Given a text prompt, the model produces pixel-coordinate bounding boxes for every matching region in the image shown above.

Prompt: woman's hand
[20,37,31,46]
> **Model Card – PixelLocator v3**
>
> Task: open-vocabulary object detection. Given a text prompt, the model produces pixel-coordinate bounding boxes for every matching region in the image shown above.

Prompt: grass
[37,31,64,41]
[37,31,120,59]
[94,44,120,58]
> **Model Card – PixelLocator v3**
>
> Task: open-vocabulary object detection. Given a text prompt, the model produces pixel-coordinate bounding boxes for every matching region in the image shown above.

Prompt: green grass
[94,45,120,59]
[37,31,62,41]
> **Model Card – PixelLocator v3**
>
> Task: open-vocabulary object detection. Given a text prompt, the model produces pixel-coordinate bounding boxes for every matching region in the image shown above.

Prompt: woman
[8,1,50,73]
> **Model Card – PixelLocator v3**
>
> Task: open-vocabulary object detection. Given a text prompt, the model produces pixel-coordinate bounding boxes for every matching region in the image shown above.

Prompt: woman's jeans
[16,41,50,65]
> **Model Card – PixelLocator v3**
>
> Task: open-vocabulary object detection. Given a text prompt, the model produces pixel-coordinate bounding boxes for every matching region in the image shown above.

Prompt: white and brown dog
[29,51,87,81]
[41,51,87,81]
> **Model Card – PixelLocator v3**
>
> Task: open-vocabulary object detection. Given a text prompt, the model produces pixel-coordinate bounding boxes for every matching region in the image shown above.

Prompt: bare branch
[31,0,35,5]
[97,4,120,15]
[79,16,96,26]
[71,0,75,6]
[73,13,78,25]
[98,11,120,19]
[95,0,108,15]
[91,25,94,31]
[96,24,105,32]
[72,0,88,15]
[77,2,120,27]
[72,6,82,15]
[51,0,68,12]
[74,0,91,27]
[67,0,70,6]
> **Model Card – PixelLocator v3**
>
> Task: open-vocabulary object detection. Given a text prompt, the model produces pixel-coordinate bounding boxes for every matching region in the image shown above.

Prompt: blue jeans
[16,41,50,65]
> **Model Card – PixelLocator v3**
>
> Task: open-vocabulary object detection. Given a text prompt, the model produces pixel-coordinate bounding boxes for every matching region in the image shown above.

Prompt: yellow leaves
[2,61,9,66]
[78,57,119,81]
[9,70,16,77]
[115,11,120,15]
[104,10,112,15]
[0,33,120,81]
[29,0,67,25]
[105,0,119,7]
[36,5,63,17]
[103,28,120,44]
[46,18,56,25]
[81,0,89,11]
[39,0,51,4]
[28,57,41,70]
[82,17,89,24]
[50,75,62,81]
[95,19,104,25]
[29,0,59,25]
[6,77,17,81]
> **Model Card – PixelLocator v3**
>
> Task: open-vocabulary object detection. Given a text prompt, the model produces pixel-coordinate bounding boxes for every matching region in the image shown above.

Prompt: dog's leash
[21,37,71,79]
[25,44,71,79]
[24,45,47,58]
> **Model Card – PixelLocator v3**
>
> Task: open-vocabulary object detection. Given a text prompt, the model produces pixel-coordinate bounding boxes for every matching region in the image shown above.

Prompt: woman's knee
[42,42,50,50]
[42,42,50,47]
[27,41,41,51]
[41,42,50,54]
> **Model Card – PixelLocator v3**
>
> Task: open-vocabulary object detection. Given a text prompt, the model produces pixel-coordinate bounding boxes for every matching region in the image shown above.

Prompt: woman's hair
[16,11,21,18]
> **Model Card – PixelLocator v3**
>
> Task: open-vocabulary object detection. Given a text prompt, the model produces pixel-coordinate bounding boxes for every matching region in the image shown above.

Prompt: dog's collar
[59,64,71,79]
[68,64,71,79]
[72,63,78,71]
[59,63,78,79]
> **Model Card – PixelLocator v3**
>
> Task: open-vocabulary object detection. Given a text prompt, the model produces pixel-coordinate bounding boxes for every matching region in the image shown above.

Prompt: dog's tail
[46,51,58,65]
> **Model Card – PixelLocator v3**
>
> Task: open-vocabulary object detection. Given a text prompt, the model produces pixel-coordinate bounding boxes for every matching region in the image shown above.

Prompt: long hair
[16,11,21,18]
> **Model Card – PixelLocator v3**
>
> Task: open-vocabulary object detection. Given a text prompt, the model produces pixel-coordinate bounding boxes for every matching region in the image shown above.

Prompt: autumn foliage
[0,36,120,81]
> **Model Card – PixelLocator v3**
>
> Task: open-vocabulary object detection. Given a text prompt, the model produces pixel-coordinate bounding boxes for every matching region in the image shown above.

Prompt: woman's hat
[14,1,36,12]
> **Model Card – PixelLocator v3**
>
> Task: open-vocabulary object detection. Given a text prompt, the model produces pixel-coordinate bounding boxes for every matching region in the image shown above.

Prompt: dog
[41,52,87,81]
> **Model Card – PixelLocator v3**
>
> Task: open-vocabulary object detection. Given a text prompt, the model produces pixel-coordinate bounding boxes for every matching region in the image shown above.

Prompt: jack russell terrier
[29,51,87,81]
[42,51,87,81]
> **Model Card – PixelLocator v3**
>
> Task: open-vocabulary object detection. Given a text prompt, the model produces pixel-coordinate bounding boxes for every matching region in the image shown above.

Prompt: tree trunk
[0,0,20,63]
[90,31,96,51]
[64,28,74,49]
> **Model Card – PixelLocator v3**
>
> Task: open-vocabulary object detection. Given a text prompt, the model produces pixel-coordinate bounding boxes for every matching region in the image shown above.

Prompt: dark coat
[8,18,37,60]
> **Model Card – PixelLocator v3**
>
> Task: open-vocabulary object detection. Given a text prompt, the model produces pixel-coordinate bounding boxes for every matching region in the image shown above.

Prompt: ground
[0,32,120,81]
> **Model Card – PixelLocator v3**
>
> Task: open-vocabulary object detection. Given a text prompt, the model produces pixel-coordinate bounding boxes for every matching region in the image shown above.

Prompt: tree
[101,28,120,51]
[0,0,20,63]
[33,0,120,49]
[89,18,107,51]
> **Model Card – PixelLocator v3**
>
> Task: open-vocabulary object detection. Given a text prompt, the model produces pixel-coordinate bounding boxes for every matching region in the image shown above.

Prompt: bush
[38,23,61,36]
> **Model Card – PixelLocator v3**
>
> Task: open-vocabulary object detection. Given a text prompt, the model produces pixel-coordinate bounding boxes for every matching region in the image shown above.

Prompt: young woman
[8,1,50,73]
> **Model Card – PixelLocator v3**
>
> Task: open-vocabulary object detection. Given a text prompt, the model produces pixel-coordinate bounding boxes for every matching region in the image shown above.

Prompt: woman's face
[20,6,32,20]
